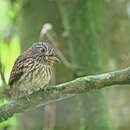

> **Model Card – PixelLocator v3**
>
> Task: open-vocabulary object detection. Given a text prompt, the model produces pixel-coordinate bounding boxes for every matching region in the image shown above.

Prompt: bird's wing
[8,55,24,87]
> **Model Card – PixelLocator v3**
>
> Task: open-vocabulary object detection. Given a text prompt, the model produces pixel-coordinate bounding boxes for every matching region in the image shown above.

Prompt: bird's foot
[40,86,48,91]
[40,88,45,91]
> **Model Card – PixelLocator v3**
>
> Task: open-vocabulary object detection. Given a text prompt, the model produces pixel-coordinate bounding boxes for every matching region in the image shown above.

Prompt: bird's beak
[48,56,60,62]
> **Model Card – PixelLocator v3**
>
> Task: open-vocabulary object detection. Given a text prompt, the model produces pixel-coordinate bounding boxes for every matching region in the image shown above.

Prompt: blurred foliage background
[0,0,130,130]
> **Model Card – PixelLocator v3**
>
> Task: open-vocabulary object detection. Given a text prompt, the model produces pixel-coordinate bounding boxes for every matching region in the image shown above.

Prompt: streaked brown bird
[8,42,60,100]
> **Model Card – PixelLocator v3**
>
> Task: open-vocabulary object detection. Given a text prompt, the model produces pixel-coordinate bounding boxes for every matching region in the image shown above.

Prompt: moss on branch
[0,67,130,122]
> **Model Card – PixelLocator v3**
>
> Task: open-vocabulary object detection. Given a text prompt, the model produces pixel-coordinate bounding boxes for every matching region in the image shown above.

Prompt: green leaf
[8,35,21,72]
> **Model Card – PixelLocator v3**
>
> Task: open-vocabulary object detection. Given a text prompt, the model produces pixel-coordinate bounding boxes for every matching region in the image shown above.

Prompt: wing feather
[8,55,24,86]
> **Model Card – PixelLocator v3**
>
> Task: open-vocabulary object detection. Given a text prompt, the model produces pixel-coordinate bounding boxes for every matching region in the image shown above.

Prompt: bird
[8,42,60,101]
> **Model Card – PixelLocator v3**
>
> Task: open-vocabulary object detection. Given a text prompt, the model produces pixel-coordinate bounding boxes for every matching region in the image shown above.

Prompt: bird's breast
[32,65,52,89]
[14,64,53,92]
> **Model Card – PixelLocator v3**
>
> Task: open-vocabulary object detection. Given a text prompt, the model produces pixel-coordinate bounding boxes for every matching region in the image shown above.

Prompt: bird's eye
[40,48,46,53]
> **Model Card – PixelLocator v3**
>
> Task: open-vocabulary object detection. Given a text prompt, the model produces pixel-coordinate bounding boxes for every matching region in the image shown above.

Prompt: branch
[0,62,7,85]
[0,67,130,122]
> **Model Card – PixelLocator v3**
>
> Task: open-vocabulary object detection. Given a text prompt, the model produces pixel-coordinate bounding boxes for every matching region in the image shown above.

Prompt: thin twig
[0,61,9,99]
[39,24,76,73]
[0,62,7,85]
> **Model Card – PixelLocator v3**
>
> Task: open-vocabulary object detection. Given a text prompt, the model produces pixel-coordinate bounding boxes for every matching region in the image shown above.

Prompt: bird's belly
[15,66,52,92]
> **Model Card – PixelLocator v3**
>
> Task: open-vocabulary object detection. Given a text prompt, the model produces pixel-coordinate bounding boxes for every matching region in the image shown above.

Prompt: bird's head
[31,42,60,65]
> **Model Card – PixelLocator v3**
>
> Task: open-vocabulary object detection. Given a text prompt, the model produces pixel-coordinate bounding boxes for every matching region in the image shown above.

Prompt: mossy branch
[0,67,130,122]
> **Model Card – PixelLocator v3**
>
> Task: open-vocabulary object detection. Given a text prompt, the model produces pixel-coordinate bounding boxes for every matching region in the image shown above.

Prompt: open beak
[48,56,60,62]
